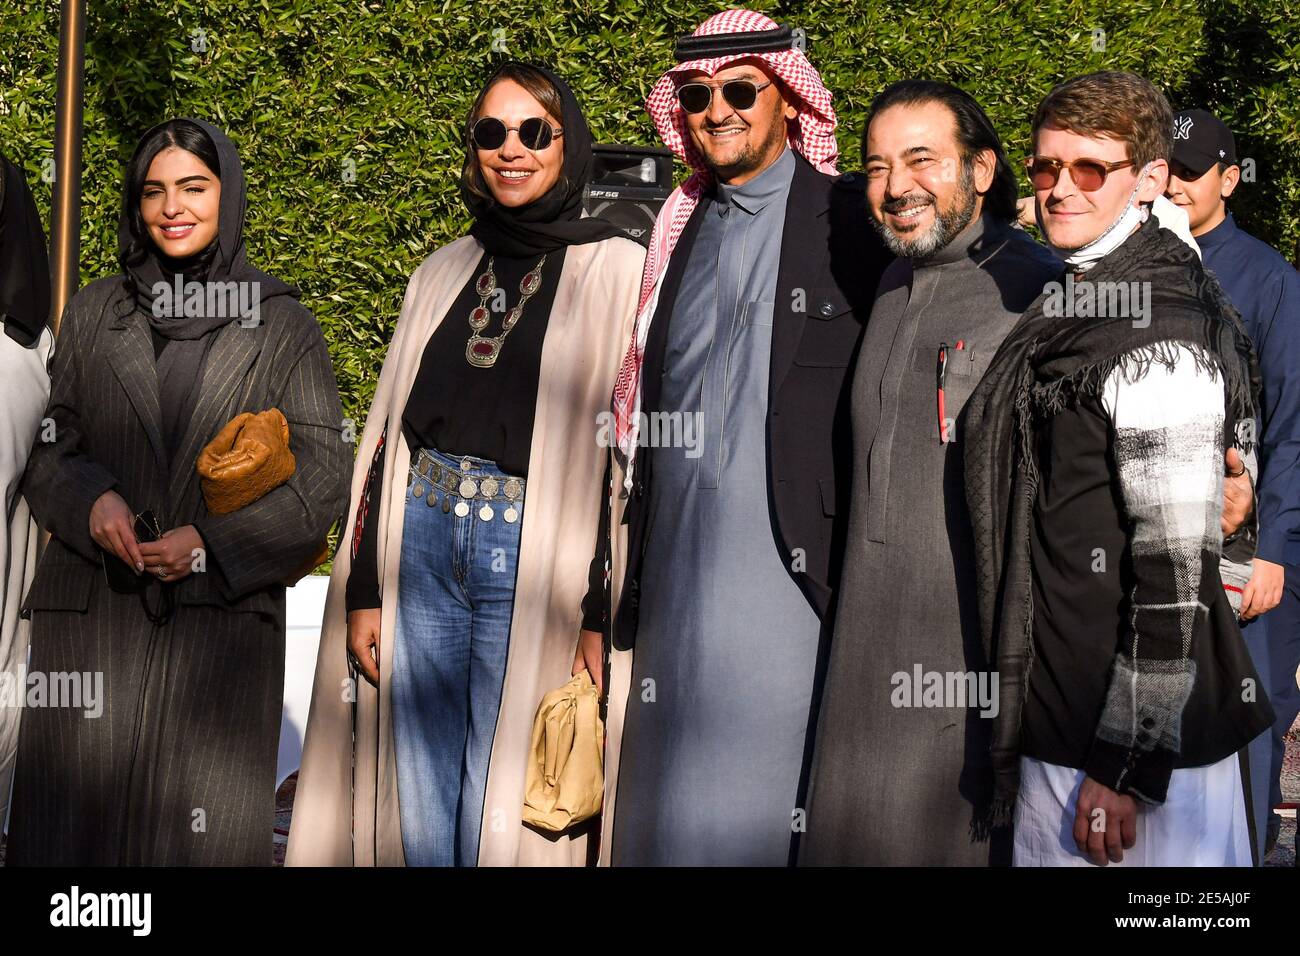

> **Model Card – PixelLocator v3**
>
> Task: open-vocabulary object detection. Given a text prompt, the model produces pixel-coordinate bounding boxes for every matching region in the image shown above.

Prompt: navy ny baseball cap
[1171,109,1238,176]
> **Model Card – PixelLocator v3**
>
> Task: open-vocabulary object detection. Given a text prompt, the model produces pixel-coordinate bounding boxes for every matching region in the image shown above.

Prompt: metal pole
[48,0,86,336]
[40,0,85,559]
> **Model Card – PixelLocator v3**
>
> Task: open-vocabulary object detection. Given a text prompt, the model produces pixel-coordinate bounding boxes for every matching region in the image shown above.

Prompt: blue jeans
[392,446,525,867]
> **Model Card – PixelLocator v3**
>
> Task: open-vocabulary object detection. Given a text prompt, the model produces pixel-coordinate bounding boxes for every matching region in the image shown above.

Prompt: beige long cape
[597,454,633,865]
[287,233,643,866]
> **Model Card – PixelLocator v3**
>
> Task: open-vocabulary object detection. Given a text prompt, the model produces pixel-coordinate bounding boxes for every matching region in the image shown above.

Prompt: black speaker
[583,145,675,247]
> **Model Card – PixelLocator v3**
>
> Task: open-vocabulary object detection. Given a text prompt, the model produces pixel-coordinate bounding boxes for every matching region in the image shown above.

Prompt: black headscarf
[460,62,624,257]
[117,118,297,458]
[0,151,51,348]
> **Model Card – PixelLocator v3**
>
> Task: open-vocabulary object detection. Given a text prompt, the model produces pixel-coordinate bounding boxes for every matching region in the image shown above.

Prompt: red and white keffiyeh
[610,9,839,477]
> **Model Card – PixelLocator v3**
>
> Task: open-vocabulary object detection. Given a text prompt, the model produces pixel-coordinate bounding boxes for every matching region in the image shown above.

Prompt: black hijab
[460,62,624,257]
[0,151,51,348]
[117,119,297,458]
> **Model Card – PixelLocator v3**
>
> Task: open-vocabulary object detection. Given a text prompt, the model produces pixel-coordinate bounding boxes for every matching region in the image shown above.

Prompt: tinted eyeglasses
[1025,156,1135,192]
[471,117,562,152]
[676,79,773,114]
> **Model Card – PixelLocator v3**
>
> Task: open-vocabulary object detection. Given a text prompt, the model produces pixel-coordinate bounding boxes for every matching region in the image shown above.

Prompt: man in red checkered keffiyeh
[594,8,894,867]
[610,8,840,476]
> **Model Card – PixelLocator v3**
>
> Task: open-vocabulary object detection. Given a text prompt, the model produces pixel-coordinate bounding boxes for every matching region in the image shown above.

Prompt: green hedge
[3,0,1297,428]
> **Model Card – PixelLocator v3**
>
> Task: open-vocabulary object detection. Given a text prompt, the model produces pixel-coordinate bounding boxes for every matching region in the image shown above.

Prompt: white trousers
[0,325,53,832]
[1013,752,1252,866]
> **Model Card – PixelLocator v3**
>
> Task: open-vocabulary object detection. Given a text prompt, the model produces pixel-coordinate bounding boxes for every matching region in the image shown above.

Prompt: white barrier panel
[280,575,328,788]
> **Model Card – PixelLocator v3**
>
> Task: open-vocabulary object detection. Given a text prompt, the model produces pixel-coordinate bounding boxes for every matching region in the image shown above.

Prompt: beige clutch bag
[522,671,605,832]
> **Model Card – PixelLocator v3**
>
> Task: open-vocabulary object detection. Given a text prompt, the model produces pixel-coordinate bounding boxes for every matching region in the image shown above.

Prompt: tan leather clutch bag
[196,408,327,585]
[522,671,605,833]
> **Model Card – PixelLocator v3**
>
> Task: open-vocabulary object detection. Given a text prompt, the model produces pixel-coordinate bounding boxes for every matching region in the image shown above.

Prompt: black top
[1023,393,1130,768]
[346,248,564,611]
[403,249,563,473]
[1024,391,1272,780]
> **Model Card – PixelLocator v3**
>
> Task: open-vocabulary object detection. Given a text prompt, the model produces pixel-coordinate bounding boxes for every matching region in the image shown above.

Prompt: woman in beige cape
[287,62,643,866]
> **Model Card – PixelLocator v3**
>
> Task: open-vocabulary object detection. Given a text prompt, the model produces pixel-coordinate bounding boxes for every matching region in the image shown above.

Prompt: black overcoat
[6,275,349,865]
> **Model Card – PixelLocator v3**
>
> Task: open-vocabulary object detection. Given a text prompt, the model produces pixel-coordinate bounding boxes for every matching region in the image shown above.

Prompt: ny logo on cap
[1174,115,1194,139]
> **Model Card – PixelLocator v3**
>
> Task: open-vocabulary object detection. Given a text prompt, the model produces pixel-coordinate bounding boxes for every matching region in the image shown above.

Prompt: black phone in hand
[101,509,160,593]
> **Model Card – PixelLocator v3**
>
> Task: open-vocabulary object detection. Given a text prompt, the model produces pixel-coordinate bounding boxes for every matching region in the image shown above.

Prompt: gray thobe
[612,149,821,866]
[799,214,1062,865]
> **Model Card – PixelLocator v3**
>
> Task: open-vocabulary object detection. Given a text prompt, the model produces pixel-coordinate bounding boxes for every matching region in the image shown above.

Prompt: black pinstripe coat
[6,275,349,865]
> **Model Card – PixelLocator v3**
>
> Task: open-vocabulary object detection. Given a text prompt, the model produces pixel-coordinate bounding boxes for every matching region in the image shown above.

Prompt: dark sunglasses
[471,116,562,152]
[1025,156,1135,192]
[676,79,773,114]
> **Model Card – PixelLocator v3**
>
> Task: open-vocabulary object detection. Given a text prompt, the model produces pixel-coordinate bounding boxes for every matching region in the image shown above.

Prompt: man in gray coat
[799,81,1059,866]
[800,81,1255,866]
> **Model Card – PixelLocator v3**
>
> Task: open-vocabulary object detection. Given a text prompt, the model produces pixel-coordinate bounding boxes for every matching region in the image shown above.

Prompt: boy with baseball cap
[1168,106,1300,861]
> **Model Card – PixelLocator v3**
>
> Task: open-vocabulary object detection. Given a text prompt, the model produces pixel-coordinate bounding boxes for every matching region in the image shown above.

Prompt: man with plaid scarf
[964,72,1274,866]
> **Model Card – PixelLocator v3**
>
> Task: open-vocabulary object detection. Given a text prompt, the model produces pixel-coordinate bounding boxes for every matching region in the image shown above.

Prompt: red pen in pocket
[937,343,948,442]
[937,341,966,443]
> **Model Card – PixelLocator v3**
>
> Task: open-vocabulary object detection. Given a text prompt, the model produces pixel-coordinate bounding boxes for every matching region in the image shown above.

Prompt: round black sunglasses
[471,116,563,152]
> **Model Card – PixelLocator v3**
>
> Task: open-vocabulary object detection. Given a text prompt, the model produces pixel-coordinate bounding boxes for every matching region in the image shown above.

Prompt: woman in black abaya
[7,119,349,865]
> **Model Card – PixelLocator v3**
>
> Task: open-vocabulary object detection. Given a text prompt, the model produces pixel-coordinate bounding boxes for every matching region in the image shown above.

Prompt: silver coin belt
[408,448,524,523]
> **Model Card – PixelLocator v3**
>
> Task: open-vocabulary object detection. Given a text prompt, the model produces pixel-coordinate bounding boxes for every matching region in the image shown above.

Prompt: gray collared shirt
[612,147,821,865]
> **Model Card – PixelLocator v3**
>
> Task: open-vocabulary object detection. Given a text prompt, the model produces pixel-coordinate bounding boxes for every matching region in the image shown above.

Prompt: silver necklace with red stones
[466,255,547,368]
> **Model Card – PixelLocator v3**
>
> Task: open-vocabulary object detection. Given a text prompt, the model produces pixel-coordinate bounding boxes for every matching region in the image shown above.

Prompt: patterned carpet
[1264,714,1299,867]
[273,772,296,866]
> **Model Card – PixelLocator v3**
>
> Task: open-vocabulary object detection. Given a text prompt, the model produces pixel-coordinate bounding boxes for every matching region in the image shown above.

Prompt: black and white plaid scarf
[962,215,1259,821]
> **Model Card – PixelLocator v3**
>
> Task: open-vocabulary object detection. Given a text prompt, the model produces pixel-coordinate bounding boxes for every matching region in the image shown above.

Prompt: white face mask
[1042,162,1152,272]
